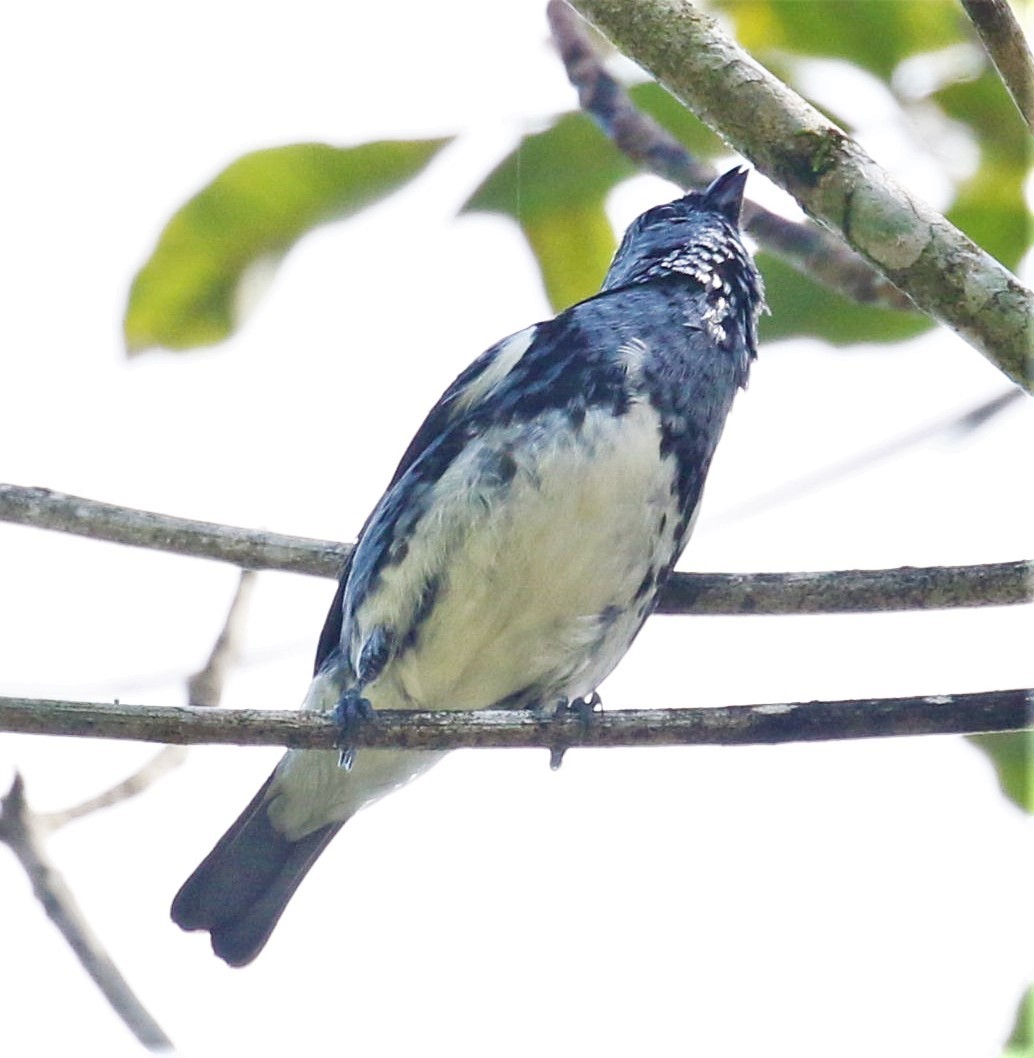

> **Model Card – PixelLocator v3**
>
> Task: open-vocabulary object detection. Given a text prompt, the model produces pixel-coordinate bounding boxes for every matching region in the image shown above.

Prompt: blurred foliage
[462,83,724,311]
[713,0,967,78]
[124,140,448,353]
[125,0,1029,367]
[634,79,727,158]
[937,67,1030,269]
[462,112,637,311]
[969,731,1034,814]
[1003,987,1034,1058]
[720,0,1034,277]
[755,252,930,346]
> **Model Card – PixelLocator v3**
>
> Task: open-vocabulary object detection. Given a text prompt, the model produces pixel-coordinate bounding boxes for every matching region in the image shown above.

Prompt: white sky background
[1,2,1032,1056]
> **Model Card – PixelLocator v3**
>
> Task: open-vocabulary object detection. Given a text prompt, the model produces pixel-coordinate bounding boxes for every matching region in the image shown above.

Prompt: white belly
[268,400,682,839]
[363,399,680,710]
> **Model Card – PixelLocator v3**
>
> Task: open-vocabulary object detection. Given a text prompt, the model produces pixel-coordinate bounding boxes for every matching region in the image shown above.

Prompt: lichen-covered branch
[2,483,1029,613]
[564,0,1034,391]
[1,691,1029,751]
[546,0,914,311]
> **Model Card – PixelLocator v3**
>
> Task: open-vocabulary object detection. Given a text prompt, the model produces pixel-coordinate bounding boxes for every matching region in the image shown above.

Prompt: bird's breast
[353,399,684,713]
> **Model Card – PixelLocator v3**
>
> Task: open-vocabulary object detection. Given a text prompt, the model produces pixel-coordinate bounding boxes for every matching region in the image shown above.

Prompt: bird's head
[601,167,753,293]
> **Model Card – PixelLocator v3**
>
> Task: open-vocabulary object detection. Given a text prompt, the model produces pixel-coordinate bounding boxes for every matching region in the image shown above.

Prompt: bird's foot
[547,692,602,771]
[334,689,376,771]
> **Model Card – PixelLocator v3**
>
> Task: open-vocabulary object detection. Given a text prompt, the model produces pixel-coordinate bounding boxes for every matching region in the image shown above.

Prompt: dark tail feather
[171,770,344,967]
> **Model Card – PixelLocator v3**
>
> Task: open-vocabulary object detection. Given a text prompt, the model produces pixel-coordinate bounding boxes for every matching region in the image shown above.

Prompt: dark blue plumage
[171,167,766,966]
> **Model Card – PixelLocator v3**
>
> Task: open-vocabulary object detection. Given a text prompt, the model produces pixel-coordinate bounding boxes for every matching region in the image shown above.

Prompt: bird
[171,166,766,966]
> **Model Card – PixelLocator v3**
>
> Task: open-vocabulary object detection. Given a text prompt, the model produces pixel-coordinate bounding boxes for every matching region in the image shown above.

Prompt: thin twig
[0,776,174,1052]
[36,572,259,833]
[546,0,915,311]
[0,691,1029,750]
[706,389,1024,528]
[37,747,187,832]
[564,0,1033,391]
[187,570,258,707]
[961,0,1034,133]
[1,484,1029,612]
[1,571,258,1050]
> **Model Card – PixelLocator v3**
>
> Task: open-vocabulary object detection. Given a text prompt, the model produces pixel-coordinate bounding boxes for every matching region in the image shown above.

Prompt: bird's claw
[334,690,376,771]
[547,692,602,771]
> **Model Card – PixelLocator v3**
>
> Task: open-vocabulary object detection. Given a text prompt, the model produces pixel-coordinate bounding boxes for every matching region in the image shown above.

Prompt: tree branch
[186,570,257,707]
[653,560,1033,614]
[2,483,1030,613]
[0,482,350,577]
[706,388,1024,526]
[0,691,1029,751]
[0,776,174,1052]
[0,572,257,1050]
[564,0,1034,392]
[36,572,258,832]
[546,0,915,311]
[36,747,187,834]
[961,0,1034,134]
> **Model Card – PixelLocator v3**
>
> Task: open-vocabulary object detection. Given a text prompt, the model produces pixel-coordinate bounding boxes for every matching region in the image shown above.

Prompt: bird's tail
[171,771,344,967]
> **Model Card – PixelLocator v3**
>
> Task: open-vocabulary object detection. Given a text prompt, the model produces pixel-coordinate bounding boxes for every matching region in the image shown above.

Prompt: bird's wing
[315,301,646,679]
[312,321,543,675]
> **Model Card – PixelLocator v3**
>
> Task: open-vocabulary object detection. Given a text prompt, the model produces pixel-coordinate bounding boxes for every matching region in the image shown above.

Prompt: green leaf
[756,252,930,347]
[628,81,725,159]
[521,203,619,313]
[937,69,1031,270]
[1003,987,1034,1058]
[462,91,729,312]
[715,0,964,80]
[936,59,1029,166]
[464,109,933,343]
[124,139,450,354]
[949,159,1030,272]
[969,731,1034,813]
[462,113,637,311]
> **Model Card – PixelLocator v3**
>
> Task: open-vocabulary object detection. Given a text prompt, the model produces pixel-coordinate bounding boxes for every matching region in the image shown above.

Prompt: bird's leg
[334,688,376,771]
[547,691,602,771]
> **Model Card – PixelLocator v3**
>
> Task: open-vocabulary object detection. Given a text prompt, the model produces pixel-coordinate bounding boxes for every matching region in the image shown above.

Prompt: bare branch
[36,572,259,833]
[564,0,1034,392]
[0,775,174,1052]
[187,569,258,707]
[0,691,1029,751]
[707,389,1025,527]
[547,0,715,188]
[1,571,259,1049]
[0,482,350,577]
[655,560,1033,615]
[37,747,187,833]
[2,483,1029,613]
[961,0,1034,133]
[546,0,915,311]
